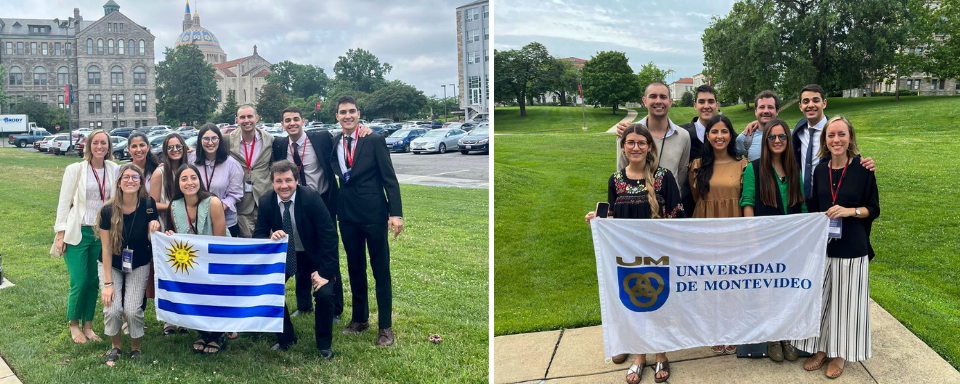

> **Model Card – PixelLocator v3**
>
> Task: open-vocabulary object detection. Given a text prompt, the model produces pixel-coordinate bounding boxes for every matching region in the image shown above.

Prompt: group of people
[53,96,404,366]
[586,83,880,382]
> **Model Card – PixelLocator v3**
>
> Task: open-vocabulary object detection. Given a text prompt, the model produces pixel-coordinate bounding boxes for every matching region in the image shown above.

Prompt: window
[483,5,489,18]
[956,82,960,90]
[468,29,480,42]
[66,43,72,56]
[128,40,135,55]
[87,38,93,54]
[118,39,124,55]
[467,8,480,21]
[107,23,112,32]
[33,67,47,85]
[469,76,481,105]
[139,40,145,56]
[135,120,140,128]
[58,95,65,109]
[111,66,123,84]
[57,67,69,85]
[30,42,37,55]
[141,120,148,127]
[55,42,61,55]
[468,51,480,64]
[8,67,22,85]
[484,28,489,40]
[217,91,222,102]
[255,88,259,101]
[119,23,123,32]
[134,94,141,112]
[88,66,101,85]
[16,42,24,55]
[88,94,102,114]
[914,79,920,90]
[108,39,114,55]
[40,95,48,102]
[4,42,10,55]
[42,42,49,55]
[97,39,103,55]
[133,66,146,85]
[940,79,946,90]
[112,94,124,113]
[485,49,489,62]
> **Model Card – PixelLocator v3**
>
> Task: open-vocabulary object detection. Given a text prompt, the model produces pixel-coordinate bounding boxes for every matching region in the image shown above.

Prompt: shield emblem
[617,266,670,312]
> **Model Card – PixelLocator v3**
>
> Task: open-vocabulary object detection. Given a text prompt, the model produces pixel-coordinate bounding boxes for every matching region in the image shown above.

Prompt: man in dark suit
[253,160,340,359]
[329,95,403,347]
[678,84,720,214]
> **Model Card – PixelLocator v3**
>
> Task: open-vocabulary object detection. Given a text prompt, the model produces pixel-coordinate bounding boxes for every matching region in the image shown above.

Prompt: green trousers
[63,226,101,322]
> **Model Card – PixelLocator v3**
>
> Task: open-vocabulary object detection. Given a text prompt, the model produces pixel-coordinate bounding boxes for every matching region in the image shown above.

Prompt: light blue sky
[494,0,737,83]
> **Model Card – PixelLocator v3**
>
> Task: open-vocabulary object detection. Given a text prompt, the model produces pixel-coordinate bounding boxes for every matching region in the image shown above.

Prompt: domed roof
[175,26,222,49]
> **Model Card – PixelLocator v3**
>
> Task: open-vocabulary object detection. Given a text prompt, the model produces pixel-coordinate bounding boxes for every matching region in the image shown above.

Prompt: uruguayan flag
[151,232,287,332]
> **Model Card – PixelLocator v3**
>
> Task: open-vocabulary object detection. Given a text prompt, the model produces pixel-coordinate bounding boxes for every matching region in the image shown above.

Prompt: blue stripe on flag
[207,242,287,255]
[208,263,286,275]
[158,299,283,318]
[158,279,284,296]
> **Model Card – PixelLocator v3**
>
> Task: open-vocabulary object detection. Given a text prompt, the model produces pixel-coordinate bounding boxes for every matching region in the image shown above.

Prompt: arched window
[133,66,146,85]
[139,40,145,56]
[118,39,124,55]
[87,66,101,85]
[97,39,103,55]
[57,66,69,85]
[33,67,47,85]
[86,38,93,54]
[111,66,123,84]
[128,40,135,55]
[107,39,114,55]
[8,66,22,85]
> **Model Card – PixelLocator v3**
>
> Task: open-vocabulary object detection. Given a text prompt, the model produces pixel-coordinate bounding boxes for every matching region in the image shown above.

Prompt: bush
[680,91,694,107]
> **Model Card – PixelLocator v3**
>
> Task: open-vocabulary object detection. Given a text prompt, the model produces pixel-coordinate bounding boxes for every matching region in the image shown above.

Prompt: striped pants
[98,262,151,339]
[793,255,871,362]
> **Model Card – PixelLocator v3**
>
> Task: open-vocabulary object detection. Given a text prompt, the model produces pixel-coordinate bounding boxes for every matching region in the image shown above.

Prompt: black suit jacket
[253,186,339,280]
[329,131,402,223]
[679,116,704,162]
[272,131,339,217]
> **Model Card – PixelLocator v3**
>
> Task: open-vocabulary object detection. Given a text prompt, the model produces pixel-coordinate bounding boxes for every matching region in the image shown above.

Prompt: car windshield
[470,127,489,135]
[389,129,414,138]
[422,130,447,138]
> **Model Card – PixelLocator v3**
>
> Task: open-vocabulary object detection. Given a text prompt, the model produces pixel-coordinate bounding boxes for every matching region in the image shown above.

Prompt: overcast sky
[3,0,474,98]
[494,0,737,84]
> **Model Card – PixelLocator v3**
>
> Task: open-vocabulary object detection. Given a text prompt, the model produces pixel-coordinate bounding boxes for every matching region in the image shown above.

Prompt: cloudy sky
[3,0,476,98]
[494,0,737,83]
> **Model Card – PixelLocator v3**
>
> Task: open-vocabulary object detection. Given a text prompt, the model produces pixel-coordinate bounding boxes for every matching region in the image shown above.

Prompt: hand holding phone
[596,202,609,218]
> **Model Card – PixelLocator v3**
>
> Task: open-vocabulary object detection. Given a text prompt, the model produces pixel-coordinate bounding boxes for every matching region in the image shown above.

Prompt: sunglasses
[766,134,789,142]
[166,144,184,152]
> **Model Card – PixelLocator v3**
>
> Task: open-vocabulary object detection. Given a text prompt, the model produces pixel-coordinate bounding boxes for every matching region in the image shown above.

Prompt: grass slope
[493,106,634,133]
[0,149,488,383]
[493,96,960,370]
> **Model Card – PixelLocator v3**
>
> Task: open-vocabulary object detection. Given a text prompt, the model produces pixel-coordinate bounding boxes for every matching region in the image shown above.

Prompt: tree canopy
[333,48,392,94]
[493,42,552,116]
[255,83,289,123]
[581,51,640,114]
[266,60,330,100]
[213,90,240,124]
[155,44,218,126]
[636,61,675,99]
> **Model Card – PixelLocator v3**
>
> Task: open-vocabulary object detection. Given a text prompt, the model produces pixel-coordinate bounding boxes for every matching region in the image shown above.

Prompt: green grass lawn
[494,106,636,133]
[493,96,960,370]
[0,148,488,383]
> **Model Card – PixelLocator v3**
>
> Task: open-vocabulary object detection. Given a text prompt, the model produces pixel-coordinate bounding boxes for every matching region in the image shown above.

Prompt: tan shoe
[767,341,784,362]
[612,353,629,364]
[376,327,395,346]
[782,341,799,361]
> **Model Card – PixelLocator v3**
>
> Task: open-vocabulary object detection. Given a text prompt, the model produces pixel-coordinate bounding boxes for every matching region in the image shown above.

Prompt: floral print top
[607,167,685,219]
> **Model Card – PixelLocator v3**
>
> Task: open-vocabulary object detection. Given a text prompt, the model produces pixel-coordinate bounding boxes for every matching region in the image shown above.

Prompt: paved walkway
[494,299,960,383]
[605,109,638,134]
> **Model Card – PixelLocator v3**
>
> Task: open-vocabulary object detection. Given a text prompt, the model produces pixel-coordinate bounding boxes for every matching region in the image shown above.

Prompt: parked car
[177,126,197,135]
[371,118,393,125]
[148,128,173,138]
[110,136,129,160]
[367,124,388,136]
[38,134,66,152]
[149,135,167,157]
[382,123,402,135]
[444,122,478,132]
[385,128,427,153]
[8,128,52,148]
[51,135,76,156]
[110,127,137,138]
[185,136,199,151]
[221,125,239,135]
[265,126,286,138]
[410,128,467,154]
[458,124,489,154]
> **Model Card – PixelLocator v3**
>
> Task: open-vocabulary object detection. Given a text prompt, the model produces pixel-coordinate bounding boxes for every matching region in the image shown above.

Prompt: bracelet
[103,282,113,287]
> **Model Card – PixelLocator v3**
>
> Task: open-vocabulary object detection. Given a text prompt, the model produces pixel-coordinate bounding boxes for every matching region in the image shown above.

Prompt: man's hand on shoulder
[860,157,876,172]
[616,122,631,138]
[357,124,373,138]
[743,120,761,135]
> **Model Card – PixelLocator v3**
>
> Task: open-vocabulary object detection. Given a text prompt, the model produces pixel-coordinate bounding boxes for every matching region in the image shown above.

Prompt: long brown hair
[621,123,661,218]
[816,115,860,160]
[695,115,740,199]
[160,133,188,201]
[165,164,214,231]
[96,163,148,255]
[758,119,804,208]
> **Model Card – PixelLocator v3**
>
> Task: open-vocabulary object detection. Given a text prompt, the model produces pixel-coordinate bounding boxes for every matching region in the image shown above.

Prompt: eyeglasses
[766,134,789,142]
[624,141,649,148]
[166,144,184,152]
[201,137,220,143]
[121,175,141,181]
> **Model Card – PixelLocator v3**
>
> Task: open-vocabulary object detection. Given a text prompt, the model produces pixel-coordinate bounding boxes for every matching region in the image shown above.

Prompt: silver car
[410,128,467,154]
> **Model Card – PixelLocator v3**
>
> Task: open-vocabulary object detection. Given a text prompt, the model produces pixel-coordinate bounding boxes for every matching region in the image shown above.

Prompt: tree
[581,51,640,114]
[267,60,330,99]
[927,0,960,84]
[877,0,935,102]
[155,45,218,126]
[0,65,7,113]
[9,98,68,130]
[636,61,675,99]
[680,91,695,107]
[365,80,428,121]
[536,58,580,106]
[493,42,552,116]
[213,91,240,124]
[255,83,290,123]
[333,48,392,94]
[702,0,778,107]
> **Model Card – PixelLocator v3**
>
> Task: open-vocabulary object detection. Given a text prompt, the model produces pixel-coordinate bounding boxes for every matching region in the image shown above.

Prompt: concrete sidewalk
[605,109,638,134]
[494,299,960,383]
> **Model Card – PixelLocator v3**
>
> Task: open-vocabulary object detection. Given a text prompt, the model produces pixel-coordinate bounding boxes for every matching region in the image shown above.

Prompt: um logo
[616,256,670,266]
[616,256,670,312]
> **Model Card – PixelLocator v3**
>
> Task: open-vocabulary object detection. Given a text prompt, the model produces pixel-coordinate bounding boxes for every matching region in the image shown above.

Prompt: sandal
[625,364,642,384]
[724,344,737,354]
[711,345,725,354]
[654,360,670,383]
[162,325,177,337]
[192,337,207,353]
[129,350,142,359]
[178,327,190,336]
[105,347,121,366]
[204,335,226,355]
[804,352,828,371]
[826,358,845,379]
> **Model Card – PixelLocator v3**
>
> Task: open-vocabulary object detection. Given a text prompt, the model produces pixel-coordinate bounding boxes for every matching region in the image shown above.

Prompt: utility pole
[450,83,458,121]
[579,69,587,130]
[441,85,448,122]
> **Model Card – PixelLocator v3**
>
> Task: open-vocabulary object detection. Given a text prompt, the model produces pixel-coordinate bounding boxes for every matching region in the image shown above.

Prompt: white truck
[0,114,40,134]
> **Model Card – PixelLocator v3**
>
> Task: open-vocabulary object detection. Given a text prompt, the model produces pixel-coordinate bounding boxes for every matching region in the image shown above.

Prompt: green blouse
[740,163,807,214]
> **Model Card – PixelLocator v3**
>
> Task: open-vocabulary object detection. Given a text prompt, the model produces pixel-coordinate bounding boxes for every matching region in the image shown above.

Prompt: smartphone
[596,202,609,218]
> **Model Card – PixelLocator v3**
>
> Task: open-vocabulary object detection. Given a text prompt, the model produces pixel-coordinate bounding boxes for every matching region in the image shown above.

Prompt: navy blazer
[792,116,831,189]
[329,131,402,224]
[272,130,339,217]
[252,186,340,280]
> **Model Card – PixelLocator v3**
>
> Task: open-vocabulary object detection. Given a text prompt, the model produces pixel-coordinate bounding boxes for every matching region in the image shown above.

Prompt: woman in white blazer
[54,130,118,344]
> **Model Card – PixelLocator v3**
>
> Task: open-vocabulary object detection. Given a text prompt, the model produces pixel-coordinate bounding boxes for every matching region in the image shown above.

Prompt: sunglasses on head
[766,134,789,142]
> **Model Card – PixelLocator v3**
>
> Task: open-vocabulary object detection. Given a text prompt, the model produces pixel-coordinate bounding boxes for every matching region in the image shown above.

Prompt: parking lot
[2,137,489,189]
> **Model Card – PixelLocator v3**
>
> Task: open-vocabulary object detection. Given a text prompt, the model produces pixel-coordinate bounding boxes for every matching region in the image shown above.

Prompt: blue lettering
[704,281,717,290]
[801,279,812,289]
[676,282,688,292]
[730,265,740,274]
[790,278,801,288]
[776,263,786,273]
[706,265,715,275]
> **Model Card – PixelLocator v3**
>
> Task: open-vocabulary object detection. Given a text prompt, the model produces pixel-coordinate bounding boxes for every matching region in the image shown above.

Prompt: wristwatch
[855,208,862,217]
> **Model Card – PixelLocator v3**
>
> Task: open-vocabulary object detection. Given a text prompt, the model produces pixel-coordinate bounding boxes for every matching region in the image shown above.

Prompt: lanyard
[90,165,106,202]
[289,137,308,172]
[122,198,140,246]
[203,162,217,192]
[184,202,196,234]
[342,131,357,168]
[241,138,256,172]
[828,159,849,205]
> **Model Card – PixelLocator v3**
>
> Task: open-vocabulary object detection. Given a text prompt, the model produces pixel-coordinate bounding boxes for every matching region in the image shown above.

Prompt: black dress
[807,157,880,259]
[607,167,685,219]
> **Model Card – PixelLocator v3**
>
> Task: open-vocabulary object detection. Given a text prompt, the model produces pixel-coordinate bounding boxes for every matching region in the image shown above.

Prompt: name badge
[828,217,842,239]
[121,247,134,273]
[244,180,253,193]
[343,170,351,182]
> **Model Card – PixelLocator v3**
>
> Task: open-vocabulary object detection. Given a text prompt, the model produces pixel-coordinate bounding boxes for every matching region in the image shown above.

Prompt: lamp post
[441,85,448,122]
[449,83,457,121]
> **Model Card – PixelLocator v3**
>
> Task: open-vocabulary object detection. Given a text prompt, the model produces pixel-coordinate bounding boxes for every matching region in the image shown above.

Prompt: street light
[449,83,457,121]
[441,85,448,122]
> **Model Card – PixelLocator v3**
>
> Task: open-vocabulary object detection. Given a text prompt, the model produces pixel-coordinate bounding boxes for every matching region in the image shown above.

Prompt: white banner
[151,232,288,333]
[591,213,829,356]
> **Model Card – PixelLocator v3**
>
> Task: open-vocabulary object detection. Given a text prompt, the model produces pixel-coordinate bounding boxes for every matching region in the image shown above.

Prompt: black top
[99,197,159,270]
[607,167,686,219]
[253,186,340,280]
[329,132,403,223]
[272,130,340,217]
[806,157,880,258]
[749,159,804,217]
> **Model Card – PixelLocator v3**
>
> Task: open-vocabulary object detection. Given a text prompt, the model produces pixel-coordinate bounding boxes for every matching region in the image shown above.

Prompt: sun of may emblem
[165,239,199,274]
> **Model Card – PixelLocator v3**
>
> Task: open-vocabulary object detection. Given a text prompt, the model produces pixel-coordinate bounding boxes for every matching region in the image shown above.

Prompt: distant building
[692,73,708,88]
[668,78,694,101]
[563,56,587,68]
[0,1,158,129]
[174,1,270,112]
[456,0,489,121]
